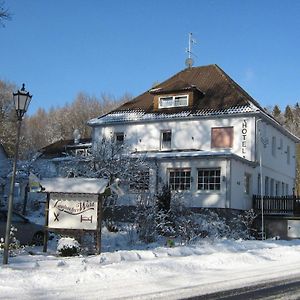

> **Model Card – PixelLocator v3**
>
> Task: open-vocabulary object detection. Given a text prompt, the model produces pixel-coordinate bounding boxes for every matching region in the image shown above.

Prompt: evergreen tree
[272,105,281,119]
[284,105,294,123]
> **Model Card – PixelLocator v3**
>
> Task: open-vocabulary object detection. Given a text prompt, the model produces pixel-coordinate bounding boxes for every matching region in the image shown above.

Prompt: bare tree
[22,92,130,158]
[0,1,10,27]
[0,80,17,156]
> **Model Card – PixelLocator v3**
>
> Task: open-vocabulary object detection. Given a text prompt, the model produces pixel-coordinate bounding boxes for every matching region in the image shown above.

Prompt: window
[198,168,221,191]
[244,173,251,195]
[75,149,89,157]
[265,176,269,196]
[169,169,191,190]
[129,170,150,191]
[115,132,124,144]
[161,130,171,150]
[272,136,276,156]
[211,127,233,148]
[270,178,274,196]
[159,95,188,109]
[257,174,261,195]
[275,181,280,196]
[287,145,290,164]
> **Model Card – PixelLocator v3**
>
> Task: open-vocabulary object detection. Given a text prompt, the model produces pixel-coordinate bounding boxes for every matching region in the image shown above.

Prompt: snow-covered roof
[133,150,256,165]
[88,64,264,126]
[40,178,108,194]
[88,104,258,125]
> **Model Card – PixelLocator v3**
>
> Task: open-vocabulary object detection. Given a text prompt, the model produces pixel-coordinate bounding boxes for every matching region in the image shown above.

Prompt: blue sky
[1,0,300,115]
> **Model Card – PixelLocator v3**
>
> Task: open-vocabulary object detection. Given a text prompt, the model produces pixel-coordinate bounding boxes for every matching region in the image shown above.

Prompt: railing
[253,195,300,215]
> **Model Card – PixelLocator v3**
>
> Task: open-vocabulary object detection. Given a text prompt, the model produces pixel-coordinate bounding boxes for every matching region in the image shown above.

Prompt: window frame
[272,136,276,157]
[244,173,252,195]
[287,145,290,164]
[197,168,221,192]
[115,132,125,144]
[160,130,172,150]
[211,126,234,149]
[168,168,191,191]
[158,94,189,109]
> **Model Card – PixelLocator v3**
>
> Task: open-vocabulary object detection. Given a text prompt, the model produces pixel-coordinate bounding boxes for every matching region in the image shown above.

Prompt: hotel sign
[48,194,98,230]
[241,119,248,158]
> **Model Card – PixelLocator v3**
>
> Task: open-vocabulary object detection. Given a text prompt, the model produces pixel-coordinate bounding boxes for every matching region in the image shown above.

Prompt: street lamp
[256,118,268,240]
[3,84,32,265]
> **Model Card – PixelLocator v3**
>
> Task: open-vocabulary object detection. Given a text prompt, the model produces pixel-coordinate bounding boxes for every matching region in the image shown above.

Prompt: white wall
[93,116,256,161]
[91,115,298,208]
[257,120,296,184]
[157,157,229,208]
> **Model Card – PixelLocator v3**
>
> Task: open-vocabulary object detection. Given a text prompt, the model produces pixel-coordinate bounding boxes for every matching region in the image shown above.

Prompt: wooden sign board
[48,194,98,230]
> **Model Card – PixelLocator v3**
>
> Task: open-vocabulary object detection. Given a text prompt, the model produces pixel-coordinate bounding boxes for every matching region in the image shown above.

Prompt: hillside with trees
[0,79,131,158]
[268,104,300,195]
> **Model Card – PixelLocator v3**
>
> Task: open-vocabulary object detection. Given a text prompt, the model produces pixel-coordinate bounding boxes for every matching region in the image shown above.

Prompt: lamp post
[256,118,268,240]
[3,84,32,265]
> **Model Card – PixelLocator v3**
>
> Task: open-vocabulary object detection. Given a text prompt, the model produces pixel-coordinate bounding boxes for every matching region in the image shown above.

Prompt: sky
[1,0,300,115]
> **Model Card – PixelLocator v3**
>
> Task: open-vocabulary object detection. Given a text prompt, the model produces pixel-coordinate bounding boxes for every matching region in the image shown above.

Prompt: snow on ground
[1,228,300,300]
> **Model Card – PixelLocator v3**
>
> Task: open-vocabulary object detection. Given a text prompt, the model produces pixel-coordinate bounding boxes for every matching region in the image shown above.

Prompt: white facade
[90,114,297,211]
[88,65,299,211]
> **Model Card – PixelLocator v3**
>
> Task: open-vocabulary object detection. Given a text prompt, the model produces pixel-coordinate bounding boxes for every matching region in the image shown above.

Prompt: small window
[129,170,150,192]
[159,95,188,109]
[211,127,233,149]
[270,178,274,196]
[257,174,261,195]
[287,145,290,164]
[265,176,269,196]
[275,181,280,196]
[115,132,124,144]
[198,168,221,191]
[272,136,276,157]
[75,149,89,157]
[161,130,171,150]
[169,168,191,190]
[244,173,251,195]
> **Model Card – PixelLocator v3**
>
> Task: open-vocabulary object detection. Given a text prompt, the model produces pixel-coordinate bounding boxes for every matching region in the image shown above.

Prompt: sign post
[40,178,108,254]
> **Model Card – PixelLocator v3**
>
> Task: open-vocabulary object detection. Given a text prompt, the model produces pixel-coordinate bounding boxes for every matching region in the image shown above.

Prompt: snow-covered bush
[135,187,198,244]
[57,237,81,257]
[0,226,23,257]
[193,209,257,240]
[135,194,157,243]
[135,185,257,244]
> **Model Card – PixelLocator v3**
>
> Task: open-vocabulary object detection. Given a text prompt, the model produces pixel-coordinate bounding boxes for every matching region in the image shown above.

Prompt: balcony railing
[253,195,300,215]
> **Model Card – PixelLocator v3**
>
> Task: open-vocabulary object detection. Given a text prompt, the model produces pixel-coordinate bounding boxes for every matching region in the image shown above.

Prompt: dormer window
[158,95,189,109]
[115,132,124,144]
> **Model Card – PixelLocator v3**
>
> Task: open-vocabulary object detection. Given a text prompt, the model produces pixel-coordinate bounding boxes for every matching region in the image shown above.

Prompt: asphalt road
[185,277,300,300]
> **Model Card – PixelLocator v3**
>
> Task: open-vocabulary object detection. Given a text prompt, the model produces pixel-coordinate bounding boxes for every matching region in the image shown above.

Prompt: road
[186,277,300,300]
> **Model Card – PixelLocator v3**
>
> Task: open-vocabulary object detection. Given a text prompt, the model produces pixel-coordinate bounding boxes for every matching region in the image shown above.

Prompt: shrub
[0,226,23,257]
[57,237,81,257]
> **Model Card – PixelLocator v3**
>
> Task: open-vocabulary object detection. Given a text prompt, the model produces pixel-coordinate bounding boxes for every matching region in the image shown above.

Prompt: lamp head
[13,83,32,120]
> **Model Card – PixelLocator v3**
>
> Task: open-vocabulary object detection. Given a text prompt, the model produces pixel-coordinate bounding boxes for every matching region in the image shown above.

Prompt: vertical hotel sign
[241,119,248,159]
[49,194,98,230]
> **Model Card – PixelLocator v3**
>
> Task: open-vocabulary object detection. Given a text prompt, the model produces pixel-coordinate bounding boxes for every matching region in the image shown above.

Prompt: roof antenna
[185,32,196,68]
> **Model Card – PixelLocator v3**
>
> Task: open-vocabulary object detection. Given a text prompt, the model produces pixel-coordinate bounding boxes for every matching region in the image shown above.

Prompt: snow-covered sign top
[40,177,108,194]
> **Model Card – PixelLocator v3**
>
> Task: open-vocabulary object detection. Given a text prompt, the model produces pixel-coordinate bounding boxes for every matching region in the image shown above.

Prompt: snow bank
[1,237,300,299]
